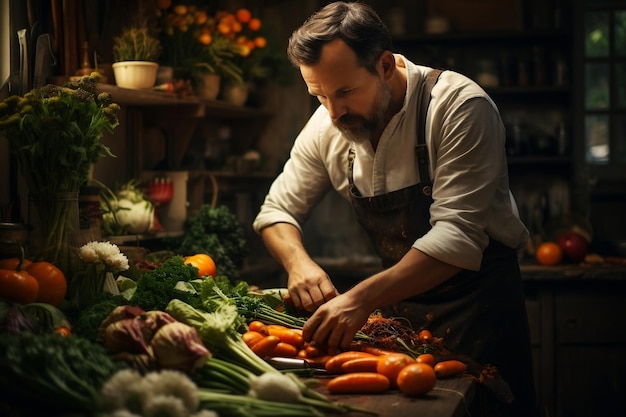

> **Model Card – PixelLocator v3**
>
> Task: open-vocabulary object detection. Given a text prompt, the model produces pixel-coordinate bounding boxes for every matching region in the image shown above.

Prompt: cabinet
[523,266,626,417]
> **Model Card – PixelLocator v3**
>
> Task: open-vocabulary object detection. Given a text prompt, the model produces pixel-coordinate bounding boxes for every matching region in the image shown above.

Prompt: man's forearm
[260,222,315,273]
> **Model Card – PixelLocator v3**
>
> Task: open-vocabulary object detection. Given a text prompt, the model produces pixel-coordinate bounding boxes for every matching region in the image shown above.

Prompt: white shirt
[253,55,529,271]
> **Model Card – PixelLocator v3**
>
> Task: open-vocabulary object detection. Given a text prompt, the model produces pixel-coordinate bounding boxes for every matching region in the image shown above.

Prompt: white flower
[79,242,100,263]
[79,240,129,272]
[106,252,130,272]
[143,370,200,413]
[99,369,148,413]
[142,395,188,417]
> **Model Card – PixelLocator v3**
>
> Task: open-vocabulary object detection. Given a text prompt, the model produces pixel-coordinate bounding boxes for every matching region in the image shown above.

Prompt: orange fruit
[236,8,252,23]
[397,363,437,397]
[536,241,563,265]
[248,17,261,31]
[254,36,267,48]
[376,353,415,387]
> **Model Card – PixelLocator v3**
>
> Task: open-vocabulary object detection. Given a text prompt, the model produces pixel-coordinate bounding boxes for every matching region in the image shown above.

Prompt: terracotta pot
[195,73,221,100]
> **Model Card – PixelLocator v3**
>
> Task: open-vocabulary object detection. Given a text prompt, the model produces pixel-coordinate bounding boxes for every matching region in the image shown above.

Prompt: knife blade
[17,28,30,95]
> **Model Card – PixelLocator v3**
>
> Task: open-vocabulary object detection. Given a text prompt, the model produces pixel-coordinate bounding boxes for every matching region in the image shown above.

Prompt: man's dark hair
[287,1,392,74]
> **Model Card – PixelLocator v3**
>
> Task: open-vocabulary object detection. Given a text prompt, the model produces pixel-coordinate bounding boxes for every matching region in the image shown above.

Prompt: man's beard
[334,83,392,144]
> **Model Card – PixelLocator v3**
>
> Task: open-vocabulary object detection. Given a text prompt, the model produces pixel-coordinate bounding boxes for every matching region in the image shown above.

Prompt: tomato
[184,254,217,278]
[416,353,436,367]
[27,261,67,307]
[397,363,437,397]
[418,329,433,342]
[376,353,415,387]
[536,242,563,266]
[0,268,39,304]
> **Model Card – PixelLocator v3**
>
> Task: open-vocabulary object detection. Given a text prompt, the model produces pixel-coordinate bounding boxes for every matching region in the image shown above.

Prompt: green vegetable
[70,294,129,342]
[0,331,126,414]
[100,179,154,235]
[167,204,248,279]
[165,293,358,415]
[129,256,204,311]
[151,321,211,373]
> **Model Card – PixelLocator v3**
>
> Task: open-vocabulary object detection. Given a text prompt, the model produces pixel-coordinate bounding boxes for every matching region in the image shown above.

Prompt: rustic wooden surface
[315,376,476,417]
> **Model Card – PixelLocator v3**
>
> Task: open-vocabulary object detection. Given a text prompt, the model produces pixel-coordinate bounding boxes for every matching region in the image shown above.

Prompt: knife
[17,28,30,95]
[33,34,58,88]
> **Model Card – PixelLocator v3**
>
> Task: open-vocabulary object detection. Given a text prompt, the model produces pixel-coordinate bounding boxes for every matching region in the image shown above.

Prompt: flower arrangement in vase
[0,73,120,276]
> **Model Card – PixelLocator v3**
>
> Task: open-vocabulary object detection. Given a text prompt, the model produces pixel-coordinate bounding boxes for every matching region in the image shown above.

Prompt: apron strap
[416,69,444,195]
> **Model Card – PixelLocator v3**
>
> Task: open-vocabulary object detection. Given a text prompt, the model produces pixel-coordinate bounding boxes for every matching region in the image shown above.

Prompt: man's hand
[302,291,372,350]
[287,260,339,312]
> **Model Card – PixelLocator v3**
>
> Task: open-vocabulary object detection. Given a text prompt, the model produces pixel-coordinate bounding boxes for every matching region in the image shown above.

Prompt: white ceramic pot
[112,61,159,89]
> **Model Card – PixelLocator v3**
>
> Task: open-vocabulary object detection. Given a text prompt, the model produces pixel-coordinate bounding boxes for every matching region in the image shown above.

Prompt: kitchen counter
[316,375,475,417]
[311,256,626,283]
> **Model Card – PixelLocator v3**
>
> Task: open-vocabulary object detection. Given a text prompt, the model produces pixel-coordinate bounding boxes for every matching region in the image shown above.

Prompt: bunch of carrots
[242,321,468,398]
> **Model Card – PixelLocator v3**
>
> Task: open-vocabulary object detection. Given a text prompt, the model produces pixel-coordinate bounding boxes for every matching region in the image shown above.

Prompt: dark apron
[347,70,537,417]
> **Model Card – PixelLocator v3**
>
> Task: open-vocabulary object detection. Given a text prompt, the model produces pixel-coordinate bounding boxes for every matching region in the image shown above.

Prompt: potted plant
[112,24,161,89]
[157,3,243,99]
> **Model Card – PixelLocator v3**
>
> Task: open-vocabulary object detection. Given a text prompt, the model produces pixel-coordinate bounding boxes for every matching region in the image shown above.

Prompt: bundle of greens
[168,204,248,279]
[0,331,126,414]
[165,284,359,416]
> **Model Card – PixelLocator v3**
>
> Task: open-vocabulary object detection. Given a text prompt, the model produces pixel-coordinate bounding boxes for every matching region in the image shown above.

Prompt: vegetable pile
[0,232,504,416]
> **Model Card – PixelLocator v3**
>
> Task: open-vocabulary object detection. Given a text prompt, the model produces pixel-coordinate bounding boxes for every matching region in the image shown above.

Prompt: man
[253,2,536,416]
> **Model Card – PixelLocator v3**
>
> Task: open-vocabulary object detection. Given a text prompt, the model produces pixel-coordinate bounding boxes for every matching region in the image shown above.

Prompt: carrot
[354,344,397,356]
[341,356,380,373]
[297,349,308,359]
[304,344,320,358]
[271,342,299,357]
[248,320,267,334]
[327,372,390,394]
[265,324,304,348]
[304,354,334,369]
[325,351,377,374]
[250,335,281,358]
[434,360,467,378]
[242,330,265,348]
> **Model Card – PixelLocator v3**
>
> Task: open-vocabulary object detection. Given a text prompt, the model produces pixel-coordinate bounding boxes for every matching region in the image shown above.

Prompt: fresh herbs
[0,73,120,195]
[169,204,248,280]
[0,331,126,414]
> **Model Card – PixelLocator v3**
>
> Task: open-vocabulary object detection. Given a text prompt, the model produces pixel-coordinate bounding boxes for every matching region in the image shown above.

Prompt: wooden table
[315,376,476,417]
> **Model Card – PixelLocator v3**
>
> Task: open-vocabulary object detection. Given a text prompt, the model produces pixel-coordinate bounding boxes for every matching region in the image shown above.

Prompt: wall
[0,0,10,220]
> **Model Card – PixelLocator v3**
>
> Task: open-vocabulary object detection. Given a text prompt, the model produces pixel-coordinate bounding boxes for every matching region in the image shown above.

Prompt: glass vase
[28,191,82,278]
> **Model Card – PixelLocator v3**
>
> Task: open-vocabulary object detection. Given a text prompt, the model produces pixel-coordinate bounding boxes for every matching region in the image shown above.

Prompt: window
[581,0,626,171]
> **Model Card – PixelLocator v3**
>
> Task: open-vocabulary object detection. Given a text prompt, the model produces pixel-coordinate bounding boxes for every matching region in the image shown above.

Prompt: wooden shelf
[96,83,273,119]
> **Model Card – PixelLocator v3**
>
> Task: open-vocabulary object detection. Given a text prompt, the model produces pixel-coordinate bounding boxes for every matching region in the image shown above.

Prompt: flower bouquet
[0,73,120,275]
[158,3,244,89]
[72,240,130,309]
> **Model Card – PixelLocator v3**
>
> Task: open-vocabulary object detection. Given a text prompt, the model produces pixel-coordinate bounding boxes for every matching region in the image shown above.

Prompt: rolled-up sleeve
[414,95,524,271]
